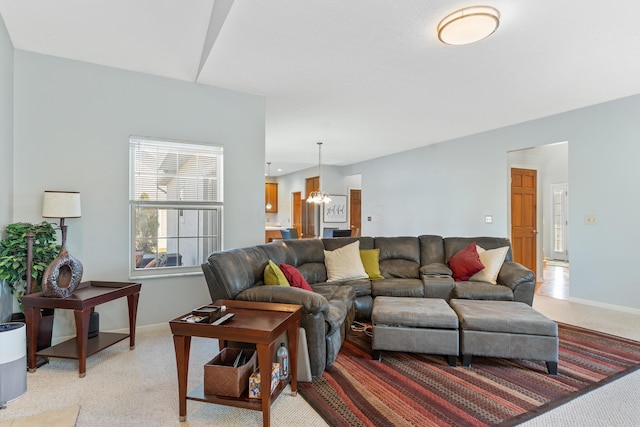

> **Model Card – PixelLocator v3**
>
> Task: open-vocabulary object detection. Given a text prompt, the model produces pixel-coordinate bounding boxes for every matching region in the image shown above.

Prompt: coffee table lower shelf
[186,378,290,411]
[35,332,130,359]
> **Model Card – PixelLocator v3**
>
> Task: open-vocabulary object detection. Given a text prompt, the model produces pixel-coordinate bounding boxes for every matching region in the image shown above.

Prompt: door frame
[507,164,542,276]
[550,183,569,261]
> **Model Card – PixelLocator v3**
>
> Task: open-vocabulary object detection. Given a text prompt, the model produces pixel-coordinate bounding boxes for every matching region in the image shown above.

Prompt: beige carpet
[0,296,638,426]
[0,405,79,427]
[0,324,326,426]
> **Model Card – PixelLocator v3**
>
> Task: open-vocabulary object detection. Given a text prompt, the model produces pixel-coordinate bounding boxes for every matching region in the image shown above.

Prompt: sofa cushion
[314,279,372,297]
[201,246,270,300]
[453,281,514,301]
[284,238,325,265]
[258,241,289,265]
[418,235,446,265]
[470,245,509,284]
[283,239,328,284]
[360,249,384,280]
[375,236,420,263]
[371,278,424,298]
[448,242,484,281]
[375,237,421,278]
[322,236,374,251]
[279,263,312,291]
[264,260,289,286]
[297,263,329,285]
[324,241,368,282]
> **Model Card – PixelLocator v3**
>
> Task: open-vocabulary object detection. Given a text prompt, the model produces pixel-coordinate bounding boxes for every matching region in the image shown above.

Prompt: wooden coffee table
[21,281,141,378]
[170,299,302,427]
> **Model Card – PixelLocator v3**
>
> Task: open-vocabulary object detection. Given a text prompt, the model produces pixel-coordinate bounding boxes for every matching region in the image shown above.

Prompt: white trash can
[0,322,27,405]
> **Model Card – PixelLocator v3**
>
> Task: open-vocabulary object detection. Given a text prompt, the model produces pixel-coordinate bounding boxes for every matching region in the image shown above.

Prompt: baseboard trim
[568,297,640,315]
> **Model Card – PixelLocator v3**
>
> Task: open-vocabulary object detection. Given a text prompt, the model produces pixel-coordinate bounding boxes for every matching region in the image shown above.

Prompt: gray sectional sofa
[201,235,534,378]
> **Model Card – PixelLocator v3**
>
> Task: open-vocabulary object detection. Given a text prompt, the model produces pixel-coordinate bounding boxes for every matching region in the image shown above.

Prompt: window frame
[128,136,223,278]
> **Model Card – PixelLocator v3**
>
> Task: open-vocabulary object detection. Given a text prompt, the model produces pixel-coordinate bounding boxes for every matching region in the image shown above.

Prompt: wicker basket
[204,348,257,397]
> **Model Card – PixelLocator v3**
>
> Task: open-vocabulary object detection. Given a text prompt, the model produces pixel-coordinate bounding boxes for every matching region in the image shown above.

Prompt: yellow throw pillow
[264,260,290,286]
[360,249,384,280]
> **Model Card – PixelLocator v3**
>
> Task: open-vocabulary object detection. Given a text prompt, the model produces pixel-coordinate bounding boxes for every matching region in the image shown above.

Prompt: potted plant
[0,222,60,350]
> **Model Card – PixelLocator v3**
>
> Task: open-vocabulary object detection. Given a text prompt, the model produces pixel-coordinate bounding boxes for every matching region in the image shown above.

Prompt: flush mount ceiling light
[438,6,500,45]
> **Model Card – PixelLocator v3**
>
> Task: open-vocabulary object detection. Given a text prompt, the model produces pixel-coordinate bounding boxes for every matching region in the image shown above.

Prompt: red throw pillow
[448,242,485,282]
[279,264,313,291]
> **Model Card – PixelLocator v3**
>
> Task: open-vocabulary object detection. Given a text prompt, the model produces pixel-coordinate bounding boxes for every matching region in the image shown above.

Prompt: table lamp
[41,190,84,298]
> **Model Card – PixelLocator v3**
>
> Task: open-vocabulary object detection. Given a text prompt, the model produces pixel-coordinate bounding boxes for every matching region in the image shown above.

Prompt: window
[129,136,223,276]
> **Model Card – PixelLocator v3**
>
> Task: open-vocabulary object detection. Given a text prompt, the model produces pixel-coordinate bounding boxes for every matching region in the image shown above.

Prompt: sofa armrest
[236,286,330,316]
[497,261,535,290]
[419,262,452,276]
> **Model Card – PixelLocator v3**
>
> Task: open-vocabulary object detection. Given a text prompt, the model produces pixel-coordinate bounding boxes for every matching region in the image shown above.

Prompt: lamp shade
[42,191,81,218]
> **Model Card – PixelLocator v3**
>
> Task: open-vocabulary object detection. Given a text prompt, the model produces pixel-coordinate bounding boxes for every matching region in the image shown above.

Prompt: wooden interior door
[292,192,301,237]
[511,168,537,277]
[349,189,361,236]
[302,177,319,237]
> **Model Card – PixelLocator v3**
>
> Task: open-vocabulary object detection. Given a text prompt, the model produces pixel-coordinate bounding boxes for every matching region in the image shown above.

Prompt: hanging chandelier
[307,142,331,204]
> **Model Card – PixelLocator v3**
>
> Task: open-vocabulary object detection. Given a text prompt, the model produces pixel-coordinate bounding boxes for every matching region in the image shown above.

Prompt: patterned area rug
[298,323,640,427]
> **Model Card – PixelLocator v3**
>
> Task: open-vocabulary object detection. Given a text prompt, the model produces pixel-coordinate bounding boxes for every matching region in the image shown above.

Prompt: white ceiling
[2,0,640,176]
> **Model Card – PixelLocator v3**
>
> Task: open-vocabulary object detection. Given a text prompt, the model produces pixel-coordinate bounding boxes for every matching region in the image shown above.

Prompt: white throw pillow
[469,245,509,284]
[324,241,368,282]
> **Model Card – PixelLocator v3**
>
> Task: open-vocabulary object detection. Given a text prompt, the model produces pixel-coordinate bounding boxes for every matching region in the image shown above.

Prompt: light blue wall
[342,95,640,310]
[0,17,12,228]
[12,51,265,334]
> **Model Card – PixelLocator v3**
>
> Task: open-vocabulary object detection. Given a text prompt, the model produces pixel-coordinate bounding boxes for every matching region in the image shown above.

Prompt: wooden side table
[170,299,302,427]
[21,281,141,378]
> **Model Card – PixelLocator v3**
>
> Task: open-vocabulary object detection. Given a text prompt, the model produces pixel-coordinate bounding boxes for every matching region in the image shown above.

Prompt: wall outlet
[367,216,372,222]
[485,215,493,224]
[585,215,597,225]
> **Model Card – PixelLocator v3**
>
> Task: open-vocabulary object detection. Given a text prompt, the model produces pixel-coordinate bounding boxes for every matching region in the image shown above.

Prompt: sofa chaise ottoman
[372,296,459,366]
[449,299,559,375]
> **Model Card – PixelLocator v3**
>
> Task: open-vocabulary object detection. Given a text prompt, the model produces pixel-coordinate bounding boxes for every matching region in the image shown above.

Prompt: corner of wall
[0,16,14,229]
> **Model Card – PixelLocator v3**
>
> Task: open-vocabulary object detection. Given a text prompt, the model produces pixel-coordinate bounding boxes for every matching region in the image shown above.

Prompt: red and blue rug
[298,323,640,426]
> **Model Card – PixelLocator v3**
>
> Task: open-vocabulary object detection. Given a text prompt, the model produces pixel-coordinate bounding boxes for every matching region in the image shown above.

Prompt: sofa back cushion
[418,235,445,265]
[322,236,374,251]
[258,240,289,265]
[375,236,420,278]
[201,246,270,300]
[283,239,327,284]
[444,237,513,262]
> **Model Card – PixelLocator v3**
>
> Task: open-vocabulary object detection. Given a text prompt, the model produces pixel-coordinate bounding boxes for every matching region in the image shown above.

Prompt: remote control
[212,312,235,325]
